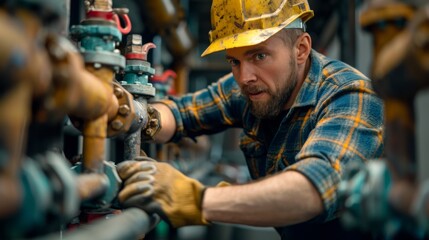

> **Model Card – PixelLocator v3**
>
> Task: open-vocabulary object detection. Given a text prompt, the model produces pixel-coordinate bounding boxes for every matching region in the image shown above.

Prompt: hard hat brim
[200,12,315,57]
[201,24,285,57]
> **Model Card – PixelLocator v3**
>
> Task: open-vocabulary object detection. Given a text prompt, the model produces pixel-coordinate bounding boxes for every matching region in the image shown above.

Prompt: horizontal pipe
[38,208,153,240]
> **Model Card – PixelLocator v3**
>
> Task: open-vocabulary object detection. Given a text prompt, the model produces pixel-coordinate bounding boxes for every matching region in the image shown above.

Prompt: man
[116,0,384,239]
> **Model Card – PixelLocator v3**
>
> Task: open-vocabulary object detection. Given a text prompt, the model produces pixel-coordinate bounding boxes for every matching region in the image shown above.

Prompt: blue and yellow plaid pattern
[158,50,384,226]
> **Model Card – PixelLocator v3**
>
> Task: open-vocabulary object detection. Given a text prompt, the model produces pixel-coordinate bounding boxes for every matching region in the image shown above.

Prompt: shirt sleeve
[286,79,384,222]
[156,73,245,142]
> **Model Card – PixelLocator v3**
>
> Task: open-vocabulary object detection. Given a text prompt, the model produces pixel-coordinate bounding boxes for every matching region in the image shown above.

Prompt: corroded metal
[79,65,115,173]
[0,8,52,218]
[107,82,136,137]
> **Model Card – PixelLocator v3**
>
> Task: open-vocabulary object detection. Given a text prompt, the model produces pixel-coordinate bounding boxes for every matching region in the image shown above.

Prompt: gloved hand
[116,158,208,228]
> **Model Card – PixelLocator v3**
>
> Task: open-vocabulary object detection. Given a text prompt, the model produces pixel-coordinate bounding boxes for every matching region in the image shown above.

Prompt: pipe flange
[72,161,122,209]
[122,83,156,98]
[107,82,136,137]
[82,51,126,70]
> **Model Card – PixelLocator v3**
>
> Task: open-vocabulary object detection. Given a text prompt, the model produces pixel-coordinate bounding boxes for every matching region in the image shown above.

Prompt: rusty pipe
[44,41,117,122]
[81,65,115,173]
[0,81,32,218]
[0,9,54,218]
[364,2,429,215]
[360,2,415,77]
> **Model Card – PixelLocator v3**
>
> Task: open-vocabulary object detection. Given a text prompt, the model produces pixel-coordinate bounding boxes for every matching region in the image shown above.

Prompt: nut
[111,120,123,130]
[118,105,130,116]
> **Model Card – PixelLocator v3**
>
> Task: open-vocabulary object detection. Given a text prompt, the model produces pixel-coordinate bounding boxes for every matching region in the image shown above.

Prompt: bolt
[125,35,145,55]
[114,87,124,98]
[111,120,123,130]
[127,34,143,46]
[149,118,159,127]
[119,105,130,115]
[147,106,154,114]
[126,45,143,54]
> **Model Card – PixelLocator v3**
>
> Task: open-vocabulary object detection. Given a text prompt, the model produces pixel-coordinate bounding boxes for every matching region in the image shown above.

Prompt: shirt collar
[291,50,324,108]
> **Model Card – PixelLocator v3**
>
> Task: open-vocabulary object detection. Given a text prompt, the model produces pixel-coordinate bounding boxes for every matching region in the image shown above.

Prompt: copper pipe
[10,9,53,98]
[63,54,112,119]
[172,62,190,95]
[46,49,115,122]
[82,65,115,173]
[360,3,415,77]
[0,9,50,217]
[107,93,119,121]
[363,2,429,216]
[0,81,31,217]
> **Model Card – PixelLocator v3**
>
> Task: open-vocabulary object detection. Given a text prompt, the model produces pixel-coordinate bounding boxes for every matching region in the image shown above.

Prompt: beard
[241,58,298,119]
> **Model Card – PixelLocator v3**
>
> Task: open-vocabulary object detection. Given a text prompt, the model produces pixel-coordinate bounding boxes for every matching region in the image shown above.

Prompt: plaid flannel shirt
[159,50,384,235]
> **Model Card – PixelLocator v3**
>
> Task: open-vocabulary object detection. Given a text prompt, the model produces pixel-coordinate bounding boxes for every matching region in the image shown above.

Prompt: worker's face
[226,35,298,119]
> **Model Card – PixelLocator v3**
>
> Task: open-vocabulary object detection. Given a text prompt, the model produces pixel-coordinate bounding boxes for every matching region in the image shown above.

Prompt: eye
[255,53,267,61]
[227,58,240,67]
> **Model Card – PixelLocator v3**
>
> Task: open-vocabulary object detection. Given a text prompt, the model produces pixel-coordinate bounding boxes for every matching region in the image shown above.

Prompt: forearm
[202,171,324,227]
[151,103,176,143]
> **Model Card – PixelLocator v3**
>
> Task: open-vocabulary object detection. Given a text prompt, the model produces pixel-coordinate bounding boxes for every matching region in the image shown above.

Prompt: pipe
[124,98,146,160]
[362,1,429,216]
[37,208,153,240]
[45,38,116,122]
[76,173,109,201]
[0,8,52,218]
[81,65,115,173]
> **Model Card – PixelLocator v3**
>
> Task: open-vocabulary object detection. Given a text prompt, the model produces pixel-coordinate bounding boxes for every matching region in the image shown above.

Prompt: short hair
[278,28,305,47]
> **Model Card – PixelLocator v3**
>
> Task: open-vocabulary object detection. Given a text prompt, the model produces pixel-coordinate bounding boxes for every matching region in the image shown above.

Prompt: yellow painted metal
[201,0,314,56]
[82,65,115,173]
[360,3,414,29]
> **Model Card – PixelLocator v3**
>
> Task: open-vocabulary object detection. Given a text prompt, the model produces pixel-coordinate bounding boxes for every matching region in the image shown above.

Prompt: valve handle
[113,13,132,34]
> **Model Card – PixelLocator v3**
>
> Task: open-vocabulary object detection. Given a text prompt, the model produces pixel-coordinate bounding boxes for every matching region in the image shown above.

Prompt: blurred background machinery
[338,1,429,239]
[1,0,429,239]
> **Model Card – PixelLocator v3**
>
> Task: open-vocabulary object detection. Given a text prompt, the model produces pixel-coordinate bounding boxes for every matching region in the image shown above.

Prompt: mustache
[240,84,268,96]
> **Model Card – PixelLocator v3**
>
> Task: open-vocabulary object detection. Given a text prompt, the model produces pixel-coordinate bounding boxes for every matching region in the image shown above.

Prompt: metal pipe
[0,8,52,218]
[124,98,146,160]
[363,1,429,215]
[76,173,109,201]
[47,44,115,122]
[37,208,153,240]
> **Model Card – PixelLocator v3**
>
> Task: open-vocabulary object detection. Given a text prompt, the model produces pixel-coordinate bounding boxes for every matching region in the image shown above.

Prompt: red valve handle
[113,14,132,34]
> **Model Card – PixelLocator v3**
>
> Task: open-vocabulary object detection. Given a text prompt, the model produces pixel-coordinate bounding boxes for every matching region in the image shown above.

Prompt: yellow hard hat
[201,0,314,57]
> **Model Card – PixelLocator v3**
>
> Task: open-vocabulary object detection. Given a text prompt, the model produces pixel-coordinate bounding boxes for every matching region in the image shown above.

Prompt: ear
[295,33,311,65]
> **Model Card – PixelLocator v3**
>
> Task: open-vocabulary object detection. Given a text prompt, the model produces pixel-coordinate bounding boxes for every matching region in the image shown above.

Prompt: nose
[235,62,256,85]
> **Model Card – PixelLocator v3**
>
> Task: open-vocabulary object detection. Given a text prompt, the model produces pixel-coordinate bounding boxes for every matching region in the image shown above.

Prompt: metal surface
[121,34,157,160]
[44,36,114,122]
[76,173,109,201]
[0,7,54,219]
[72,161,122,208]
[0,0,157,238]
[339,1,429,237]
[70,0,126,173]
[38,208,153,240]
[107,82,136,137]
